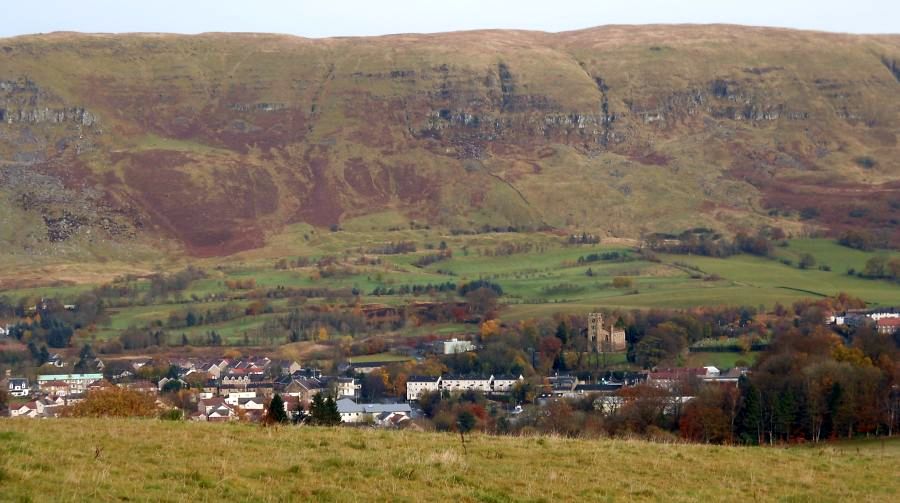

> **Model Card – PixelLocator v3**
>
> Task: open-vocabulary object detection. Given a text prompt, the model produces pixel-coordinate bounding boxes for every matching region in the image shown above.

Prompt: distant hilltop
[0,25,897,258]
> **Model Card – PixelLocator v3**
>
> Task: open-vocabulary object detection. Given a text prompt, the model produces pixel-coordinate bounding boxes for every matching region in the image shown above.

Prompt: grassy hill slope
[1,419,898,502]
[0,26,898,261]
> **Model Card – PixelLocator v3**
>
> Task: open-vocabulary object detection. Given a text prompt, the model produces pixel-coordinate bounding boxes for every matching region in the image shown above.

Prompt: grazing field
[2,235,897,352]
[347,352,413,363]
[684,351,760,369]
[0,419,897,502]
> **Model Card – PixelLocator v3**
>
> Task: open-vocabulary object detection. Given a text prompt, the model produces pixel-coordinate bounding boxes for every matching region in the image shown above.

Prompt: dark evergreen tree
[322,396,341,426]
[555,322,569,345]
[267,394,289,424]
[737,378,763,444]
[38,346,50,366]
[74,344,95,372]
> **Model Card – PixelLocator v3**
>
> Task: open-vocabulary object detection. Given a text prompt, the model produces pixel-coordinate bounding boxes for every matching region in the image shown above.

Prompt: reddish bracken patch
[121,150,273,256]
[293,155,345,227]
[761,181,900,245]
[728,150,900,245]
[627,150,671,166]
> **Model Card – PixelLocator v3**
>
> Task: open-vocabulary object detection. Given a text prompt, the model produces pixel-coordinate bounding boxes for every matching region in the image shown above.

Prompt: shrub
[65,388,158,418]
[799,207,820,220]
[854,156,877,169]
[612,277,634,289]
[798,253,816,270]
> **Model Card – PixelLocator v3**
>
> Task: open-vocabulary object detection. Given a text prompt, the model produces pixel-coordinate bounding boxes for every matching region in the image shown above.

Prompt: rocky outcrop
[0,27,896,255]
[2,107,96,126]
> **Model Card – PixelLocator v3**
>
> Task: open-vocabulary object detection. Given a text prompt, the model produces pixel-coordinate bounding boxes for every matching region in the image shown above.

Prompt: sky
[0,0,896,38]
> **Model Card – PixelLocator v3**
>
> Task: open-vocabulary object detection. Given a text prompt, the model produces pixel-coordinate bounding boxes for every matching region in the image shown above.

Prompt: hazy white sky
[1,0,896,38]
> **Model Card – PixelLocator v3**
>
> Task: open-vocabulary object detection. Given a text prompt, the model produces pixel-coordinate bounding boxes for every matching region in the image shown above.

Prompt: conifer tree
[266,393,288,424]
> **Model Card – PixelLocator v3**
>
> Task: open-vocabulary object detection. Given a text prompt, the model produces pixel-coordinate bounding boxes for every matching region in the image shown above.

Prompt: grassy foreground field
[1,419,898,502]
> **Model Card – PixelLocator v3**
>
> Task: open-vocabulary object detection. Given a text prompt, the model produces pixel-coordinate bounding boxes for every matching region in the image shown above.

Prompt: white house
[491,375,523,393]
[9,398,59,418]
[9,401,42,418]
[869,310,899,322]
[440,375,493,394]
[0,325,10,337]
[406,376,442,401]
[8,377,30,397]
[336,399,412,424]
[437,338,476,355]
[237,397,265,411]
[330,377,360,399]
[47,354,65,368]
[223,390,257,406]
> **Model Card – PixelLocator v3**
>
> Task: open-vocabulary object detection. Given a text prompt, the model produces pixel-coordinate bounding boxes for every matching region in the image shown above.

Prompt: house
[320,376,360,399]
[437,338,476,355]
[47,353,65,368]
[280,377,325,403]
[87,379,116,392]
[835,308,900,327]
[406,375,442,401]
[273,360,303,376]
[8,377,30,397]
[547,375,579,396]
[247,378,275,397]
[9,401,41,418]
[336,398,412,424]
[491,375,523,394]
[222,372,250,388]
[876,318,900,335]
[440,375,493,394]
[223,390,257,406]
[282,395,303,420]
[199,397,227,415]
[40,380,71,397]
[157,377,184,392]
[647,368,708,390]
[207,405,236,422]
[121,380,158,394]
[9,398,59,418]
[199,362,225,379]
[130,358,152,371]
[700,367,747,387]
[236,397,266,411]
[0,324,10,337]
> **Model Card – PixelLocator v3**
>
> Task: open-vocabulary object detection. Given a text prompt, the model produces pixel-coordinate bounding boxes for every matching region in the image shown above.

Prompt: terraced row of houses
[405,374,524,400]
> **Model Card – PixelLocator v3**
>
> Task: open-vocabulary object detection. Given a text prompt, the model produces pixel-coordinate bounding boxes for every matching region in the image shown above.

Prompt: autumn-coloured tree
[480,319,501,339]
[679,387,733,443]
[65,388,158,418]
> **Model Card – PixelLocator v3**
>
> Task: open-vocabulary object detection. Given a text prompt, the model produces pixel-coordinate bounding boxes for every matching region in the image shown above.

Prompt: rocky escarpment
[0,26,897,257]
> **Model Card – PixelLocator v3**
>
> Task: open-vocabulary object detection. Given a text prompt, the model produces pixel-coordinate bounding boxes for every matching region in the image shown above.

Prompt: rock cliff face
[0,26,898,256]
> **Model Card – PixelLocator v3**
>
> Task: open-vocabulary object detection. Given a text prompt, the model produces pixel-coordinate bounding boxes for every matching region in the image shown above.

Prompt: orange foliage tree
[65,388,158,418]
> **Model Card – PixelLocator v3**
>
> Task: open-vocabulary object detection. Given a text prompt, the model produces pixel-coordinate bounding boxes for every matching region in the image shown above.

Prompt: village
[1,353,748,426]
[4,306,897,434]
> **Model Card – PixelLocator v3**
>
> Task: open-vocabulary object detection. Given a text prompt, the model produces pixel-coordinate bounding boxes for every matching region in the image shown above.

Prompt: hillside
[1,419,898,501]
[0,26,898,261]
